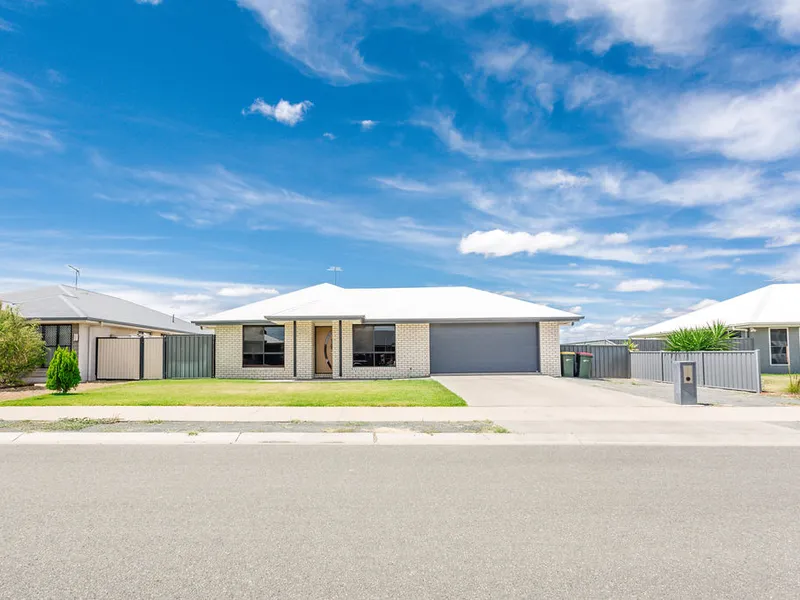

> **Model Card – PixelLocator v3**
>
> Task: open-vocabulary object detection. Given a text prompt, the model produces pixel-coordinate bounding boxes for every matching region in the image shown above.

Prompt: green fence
[164,335,215,379]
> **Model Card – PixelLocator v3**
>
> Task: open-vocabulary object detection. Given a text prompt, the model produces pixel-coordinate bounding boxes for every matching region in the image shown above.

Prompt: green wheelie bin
[560,352,576,377]
[577,351,593,378]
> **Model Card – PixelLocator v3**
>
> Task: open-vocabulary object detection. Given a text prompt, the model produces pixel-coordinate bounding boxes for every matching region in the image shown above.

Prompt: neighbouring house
[0,285,203,382]
[193,283,582,379]
[631,284,800,374]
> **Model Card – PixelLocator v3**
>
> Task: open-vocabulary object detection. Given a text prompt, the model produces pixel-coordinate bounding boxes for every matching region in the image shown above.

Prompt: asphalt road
[1,446,799,599]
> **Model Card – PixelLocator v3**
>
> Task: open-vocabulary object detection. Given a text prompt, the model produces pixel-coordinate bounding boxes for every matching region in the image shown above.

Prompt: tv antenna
[327,266,343,285]
[67,265,81,289]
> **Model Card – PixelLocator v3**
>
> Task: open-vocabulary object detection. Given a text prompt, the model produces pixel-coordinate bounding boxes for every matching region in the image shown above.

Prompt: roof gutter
[29,316,203,335]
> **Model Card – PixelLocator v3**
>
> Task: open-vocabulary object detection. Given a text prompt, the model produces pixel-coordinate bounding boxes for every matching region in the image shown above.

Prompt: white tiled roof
[195,283,582,324]
[631,284,800,337]
[0,285,204,334]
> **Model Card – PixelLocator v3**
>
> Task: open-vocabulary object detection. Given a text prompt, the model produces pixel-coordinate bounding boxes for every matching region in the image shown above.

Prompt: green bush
[46,347,82,394]
[0,306,47,387]
[664,321,736,352]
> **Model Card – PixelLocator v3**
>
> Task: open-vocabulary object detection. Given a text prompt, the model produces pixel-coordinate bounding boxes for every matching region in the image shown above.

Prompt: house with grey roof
[0,285,203,382]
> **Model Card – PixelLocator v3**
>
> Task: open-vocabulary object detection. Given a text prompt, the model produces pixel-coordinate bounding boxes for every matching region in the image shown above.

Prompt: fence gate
[96,335,215,380]
[164,335,215,379]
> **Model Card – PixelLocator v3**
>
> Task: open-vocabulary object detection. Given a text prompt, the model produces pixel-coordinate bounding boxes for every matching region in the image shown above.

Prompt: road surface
[1,446,798,599]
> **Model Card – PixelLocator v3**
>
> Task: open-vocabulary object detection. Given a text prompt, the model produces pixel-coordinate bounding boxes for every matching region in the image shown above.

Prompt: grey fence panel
[560,345,630,378]
[630,338,755,352]
[164,335,215,379]
[630,351,760,393]
[630,352,664,381]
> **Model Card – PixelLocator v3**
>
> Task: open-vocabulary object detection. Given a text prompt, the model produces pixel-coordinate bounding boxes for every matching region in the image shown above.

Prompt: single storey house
[631,284,800,374]
[0,285,203,382]
[194,283,582,379]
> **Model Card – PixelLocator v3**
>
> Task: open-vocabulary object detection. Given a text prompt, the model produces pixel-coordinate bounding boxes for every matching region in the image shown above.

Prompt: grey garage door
[430,323,540,374]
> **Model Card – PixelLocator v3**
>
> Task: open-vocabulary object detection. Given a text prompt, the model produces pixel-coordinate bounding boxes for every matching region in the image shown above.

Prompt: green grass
[1,378,466,407]
[0,417,121,431]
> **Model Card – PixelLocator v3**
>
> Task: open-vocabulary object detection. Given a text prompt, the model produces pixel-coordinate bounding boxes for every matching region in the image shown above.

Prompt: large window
[39,324,72,366]
[353,324,396,367]
[243,325,285,367]
[770,328,789,366]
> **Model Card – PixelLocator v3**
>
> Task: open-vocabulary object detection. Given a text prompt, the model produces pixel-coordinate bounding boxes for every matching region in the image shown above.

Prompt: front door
[315,326,333,374]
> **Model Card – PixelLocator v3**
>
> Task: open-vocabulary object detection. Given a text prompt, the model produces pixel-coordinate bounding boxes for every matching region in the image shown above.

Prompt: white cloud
[373,176,433,193]
[629,79,800,161]
[217,285,279,297]
[359,119,377,130]
[242,98,312,126]
[518,169,591,189]
[614,278,695,292]
[754,0,800,42]
[603,233,629,245]
[0,71,61,152]
[173,293,213,302]
[135,0,163,5]
[235,0,376,84]
[576,282,601,290]
[0,18,14,32]
[459,229,578,257]
[688,298,719,311]
[322,132,335,140]
[414,110,566,161]
[569,305,583,313]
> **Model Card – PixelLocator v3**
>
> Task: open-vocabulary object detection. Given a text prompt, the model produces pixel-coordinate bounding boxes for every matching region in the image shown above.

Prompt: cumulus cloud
[135,0,163,5]
[459,229,578,257]
[629,79,800,161]
[242,98,313,126]
[359,119,377,130]
[323,132,336,140]
[217,285,280,297]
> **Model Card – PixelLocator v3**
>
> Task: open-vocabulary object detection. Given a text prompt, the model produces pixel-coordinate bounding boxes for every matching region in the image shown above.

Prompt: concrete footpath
[2,405,800,422]
[2,426,800,446]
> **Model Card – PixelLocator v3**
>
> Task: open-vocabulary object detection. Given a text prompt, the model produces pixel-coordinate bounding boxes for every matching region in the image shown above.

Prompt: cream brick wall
[539,321,567,377]
[295,321,314,379]
[335,321,430,379]
[214,324,296,379]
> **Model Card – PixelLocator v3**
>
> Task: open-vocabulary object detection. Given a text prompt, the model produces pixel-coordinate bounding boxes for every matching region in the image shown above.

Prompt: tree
[0,306,47,387]
[46,347,82,394]
[664,321,736,352]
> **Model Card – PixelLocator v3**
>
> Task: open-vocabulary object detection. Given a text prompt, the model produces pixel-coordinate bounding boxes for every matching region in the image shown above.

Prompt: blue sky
[1,0,799,340]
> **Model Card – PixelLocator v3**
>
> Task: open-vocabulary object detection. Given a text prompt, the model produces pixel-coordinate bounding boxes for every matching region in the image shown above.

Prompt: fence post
[94,337,99,381]
[754,349,762,393]
[162,336,168,380]
[700,352,706,386]
[139,337,145,380]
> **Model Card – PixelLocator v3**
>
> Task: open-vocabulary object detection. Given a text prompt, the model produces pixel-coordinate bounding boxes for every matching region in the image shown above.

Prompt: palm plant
[664,321,736,352]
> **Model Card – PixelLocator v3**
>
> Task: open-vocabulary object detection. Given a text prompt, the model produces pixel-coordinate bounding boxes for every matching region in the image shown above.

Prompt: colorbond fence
[96,335,214,381]
[560,345,631,378]
[630,351,761,393]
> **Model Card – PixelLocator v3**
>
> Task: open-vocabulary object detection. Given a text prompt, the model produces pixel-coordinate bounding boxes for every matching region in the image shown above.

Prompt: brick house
[194,284,582,379]
[0,285,203,382]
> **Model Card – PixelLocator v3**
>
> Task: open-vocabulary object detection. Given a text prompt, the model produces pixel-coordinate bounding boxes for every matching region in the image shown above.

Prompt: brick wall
[214,324,296,379]
[336,321,430,379]
[539,321,567,377]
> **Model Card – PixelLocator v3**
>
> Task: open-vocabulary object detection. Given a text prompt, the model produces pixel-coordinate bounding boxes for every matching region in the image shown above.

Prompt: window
[353,324,395,367]
[39,324,73,366]
[242,325,285,367]
[770,329,789,366]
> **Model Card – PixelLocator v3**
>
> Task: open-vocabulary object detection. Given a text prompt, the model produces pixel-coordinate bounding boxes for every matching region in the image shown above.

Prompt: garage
[429,323,540,374]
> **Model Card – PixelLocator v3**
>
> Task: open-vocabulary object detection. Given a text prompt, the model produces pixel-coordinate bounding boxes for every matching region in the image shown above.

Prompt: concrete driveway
[433,375,667,407]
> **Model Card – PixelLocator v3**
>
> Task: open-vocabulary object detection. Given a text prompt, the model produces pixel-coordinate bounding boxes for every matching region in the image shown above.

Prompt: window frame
[352,324,396,368]
[769,327,790,367]
[39,324,73,367]
[242,325,286,368]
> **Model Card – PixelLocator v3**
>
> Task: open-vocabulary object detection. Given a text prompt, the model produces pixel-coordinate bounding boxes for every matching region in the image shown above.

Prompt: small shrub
[624,339,639,352]
[787,374,800,395]
[0,307,47,386]
[45,347,81,394]
[665,321,736,352]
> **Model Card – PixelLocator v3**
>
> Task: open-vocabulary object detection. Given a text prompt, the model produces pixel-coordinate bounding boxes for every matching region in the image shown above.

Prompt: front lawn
[762,374,799,396]
[0,378,466,407]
